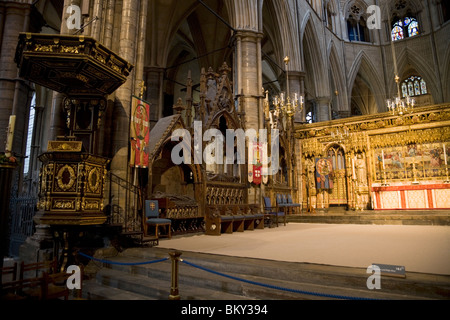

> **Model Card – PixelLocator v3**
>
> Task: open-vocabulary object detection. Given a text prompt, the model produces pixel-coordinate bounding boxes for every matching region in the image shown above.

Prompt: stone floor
[158,222,450,275]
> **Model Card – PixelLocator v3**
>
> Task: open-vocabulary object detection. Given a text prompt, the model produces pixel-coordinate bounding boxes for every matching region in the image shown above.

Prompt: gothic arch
[302,15,328,98]
[262,0,302,71]
[348,51,385,114]
[443,45,450,102]
[343,0,369,20]
[382,0,424,22]
[224,0,262,32]
[394,46,440,104]
[328,41,348,114]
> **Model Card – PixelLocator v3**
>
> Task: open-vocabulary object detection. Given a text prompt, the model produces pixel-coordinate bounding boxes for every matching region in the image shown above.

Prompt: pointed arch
[348,51,385,114]
[302,15,328,98]
[328,41,348,113]
[394,46,441,104]
[443,44,450,102]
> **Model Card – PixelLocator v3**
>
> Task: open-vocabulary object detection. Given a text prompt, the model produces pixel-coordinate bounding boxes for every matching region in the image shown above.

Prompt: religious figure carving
[305,158,316,193]
[355,154,368,187]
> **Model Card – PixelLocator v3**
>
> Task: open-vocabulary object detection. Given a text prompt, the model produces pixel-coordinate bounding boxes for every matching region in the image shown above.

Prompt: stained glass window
[392,17,419,42]
[391,25,404,41]
[408,20,419,37]
[402,76,427,97]
[408,82,414,96]
[402,83,408,98]
[420,79,427,94]
[414,81,421,96]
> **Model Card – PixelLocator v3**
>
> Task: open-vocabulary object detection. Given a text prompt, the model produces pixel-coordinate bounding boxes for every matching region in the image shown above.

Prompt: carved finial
[219,62,231,75]
[200,67,206,93]
[173,98,185,114]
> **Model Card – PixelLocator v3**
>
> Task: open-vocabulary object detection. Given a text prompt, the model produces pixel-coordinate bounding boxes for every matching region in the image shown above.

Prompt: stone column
[111,0,139,156]
[0,2,29,152]
[316,97,331,122]
[145,66,165,125]
[102,0,116,48]
[234,30,263,131]
[287,71,306,123]
[233,30,264,205]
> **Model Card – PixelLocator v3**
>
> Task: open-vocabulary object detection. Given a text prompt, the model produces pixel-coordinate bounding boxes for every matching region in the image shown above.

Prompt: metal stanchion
[169,251,182,300]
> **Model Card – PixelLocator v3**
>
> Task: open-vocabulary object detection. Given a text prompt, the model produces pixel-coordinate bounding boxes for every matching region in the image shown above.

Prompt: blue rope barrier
[78,252,169,266]
[182,259,379,301]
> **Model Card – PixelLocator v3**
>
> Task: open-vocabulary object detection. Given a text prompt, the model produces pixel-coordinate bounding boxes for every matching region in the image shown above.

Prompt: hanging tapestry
[130,96,151,168]
[316,158,334,190]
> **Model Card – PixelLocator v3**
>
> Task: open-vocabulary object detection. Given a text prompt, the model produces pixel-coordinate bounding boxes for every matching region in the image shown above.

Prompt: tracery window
[402,76,427,98]
[346,3,370,42]
[391,17,420,41]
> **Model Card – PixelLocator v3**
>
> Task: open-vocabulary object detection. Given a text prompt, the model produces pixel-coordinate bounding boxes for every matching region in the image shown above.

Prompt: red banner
[253,165,262,185]
[130,96,150,168]
[251,141,262,185]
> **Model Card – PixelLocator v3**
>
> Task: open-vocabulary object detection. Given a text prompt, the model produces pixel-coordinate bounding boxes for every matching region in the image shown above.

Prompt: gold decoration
[48,141,83,152]
[87,167,101,194]
[56,165,77,192]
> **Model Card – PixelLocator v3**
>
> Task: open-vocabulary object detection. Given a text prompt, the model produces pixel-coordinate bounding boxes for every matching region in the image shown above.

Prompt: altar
[296,104,450,212]
[372,183,450,210]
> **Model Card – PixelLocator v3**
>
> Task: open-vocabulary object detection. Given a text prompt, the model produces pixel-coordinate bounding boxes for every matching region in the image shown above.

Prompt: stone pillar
[90,0,103,40]
[102,0,116,49]
[316,97,331,122]
[0,2,30,153]
[234,30,264,205]
[145,66,165,126]
[235,30,264,132]
[111,0,139,156]
[287,71,306,123]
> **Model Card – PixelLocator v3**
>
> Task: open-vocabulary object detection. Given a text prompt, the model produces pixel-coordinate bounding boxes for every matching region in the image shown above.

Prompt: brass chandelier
[264,56,304,129]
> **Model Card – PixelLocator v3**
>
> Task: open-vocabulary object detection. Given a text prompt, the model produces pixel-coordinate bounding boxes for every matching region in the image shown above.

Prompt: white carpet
[158,223,450,275]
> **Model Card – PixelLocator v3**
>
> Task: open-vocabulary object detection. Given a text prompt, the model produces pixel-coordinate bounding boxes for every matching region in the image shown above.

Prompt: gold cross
[139,81,146,99]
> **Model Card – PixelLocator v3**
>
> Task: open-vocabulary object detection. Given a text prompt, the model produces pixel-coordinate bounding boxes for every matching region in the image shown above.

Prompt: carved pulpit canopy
[15,33,134,98]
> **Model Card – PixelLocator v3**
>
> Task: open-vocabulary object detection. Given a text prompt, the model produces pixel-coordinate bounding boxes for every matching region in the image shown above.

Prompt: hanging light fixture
[386,40,415,116]
[264,56,304,128]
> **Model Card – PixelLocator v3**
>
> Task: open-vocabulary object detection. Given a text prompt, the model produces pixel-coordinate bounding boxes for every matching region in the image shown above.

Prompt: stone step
[83,268,253,300]
[120,247,450,299]
[82,278,151,300]
[288,214,450,226]
[81,247,450,300]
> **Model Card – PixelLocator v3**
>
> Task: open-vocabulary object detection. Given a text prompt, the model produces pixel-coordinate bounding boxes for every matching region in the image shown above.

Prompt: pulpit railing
[105,171,142,233]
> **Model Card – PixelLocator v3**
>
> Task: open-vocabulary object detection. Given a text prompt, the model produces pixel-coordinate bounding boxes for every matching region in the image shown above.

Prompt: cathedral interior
[0,0,449,300]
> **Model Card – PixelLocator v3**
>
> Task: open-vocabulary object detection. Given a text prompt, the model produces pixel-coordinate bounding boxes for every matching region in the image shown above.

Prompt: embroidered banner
[248,139,263,185]
[316,158,334,190]
[130,96,150,168]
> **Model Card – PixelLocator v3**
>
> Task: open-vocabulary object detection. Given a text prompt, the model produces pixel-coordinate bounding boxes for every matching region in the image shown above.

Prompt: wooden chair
[263,197,286,227]
[19,258,58,280]
[16,272,70,300]
[144,200,172,240]
[1,262,18,284]
[40,272,70,300]
[287,194,302,214]
[1,277,42,300]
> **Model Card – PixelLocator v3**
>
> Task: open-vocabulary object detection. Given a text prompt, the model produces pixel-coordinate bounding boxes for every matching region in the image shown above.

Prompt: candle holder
[381,169,390,187]
[411,159,420,185]
[445,165,450,184]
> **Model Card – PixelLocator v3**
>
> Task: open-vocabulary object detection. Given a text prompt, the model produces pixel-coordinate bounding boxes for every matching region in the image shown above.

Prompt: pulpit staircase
[105,172,157,245]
